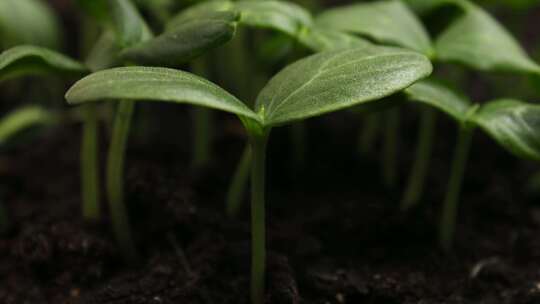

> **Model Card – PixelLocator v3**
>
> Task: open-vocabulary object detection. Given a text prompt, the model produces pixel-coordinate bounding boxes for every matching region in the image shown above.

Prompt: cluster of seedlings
[1,0,540,303]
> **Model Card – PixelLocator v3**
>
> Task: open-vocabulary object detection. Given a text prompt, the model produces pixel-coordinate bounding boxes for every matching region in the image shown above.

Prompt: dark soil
[1,106,540,304]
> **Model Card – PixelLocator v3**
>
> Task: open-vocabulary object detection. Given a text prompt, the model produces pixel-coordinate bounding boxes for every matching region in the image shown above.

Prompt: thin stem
[439,126,474,251]
[291,122,306,170]
[191,58,213,169]
[107,100,138,262]
[382,108,400,188]
[358,112,380,155]
[81,104,100,221]
[226,145,252,217]
[401,108,437,210]
[250,135,268,304]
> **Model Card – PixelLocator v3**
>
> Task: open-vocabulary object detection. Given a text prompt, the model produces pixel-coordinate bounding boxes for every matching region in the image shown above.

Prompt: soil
[1,106,540,304]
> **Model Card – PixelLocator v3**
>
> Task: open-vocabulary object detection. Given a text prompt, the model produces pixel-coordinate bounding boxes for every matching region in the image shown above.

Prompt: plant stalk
[81,104,100,221]
[439,126,474,251]
[250,135,268,304]
[401,108,437,210]
[107,100,138,262]
[382,108,400,188]
[358,112,380,155]
[226,145,252,217]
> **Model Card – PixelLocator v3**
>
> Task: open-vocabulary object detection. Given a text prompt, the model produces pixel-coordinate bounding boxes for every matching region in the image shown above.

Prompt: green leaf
[405,79,471,122]
[234,0,313,36]
[435,2,540,74]
[65,66,260,122]
[299,26,372,52]
[122,11,238,67]
[167,0,234,30]
[255,46,432,126]
[316,0,433,55]
[0,45,88,81]
[473,99,540,161]
[0,105,56,144]
[0,0,60,49]
[85,31,122,72]
[109,0,153,47]
[403,0,453,14]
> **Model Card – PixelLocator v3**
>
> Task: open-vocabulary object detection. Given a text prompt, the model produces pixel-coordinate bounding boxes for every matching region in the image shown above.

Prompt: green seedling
[316,0,540,202]
[65,45,432,304]
[405,79,540,250]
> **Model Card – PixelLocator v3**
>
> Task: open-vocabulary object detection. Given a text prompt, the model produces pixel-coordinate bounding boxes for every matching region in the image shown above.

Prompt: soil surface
[1,107,540,304]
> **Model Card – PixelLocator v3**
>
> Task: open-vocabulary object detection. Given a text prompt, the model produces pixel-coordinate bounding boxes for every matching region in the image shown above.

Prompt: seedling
[315,0,540,206]
[66,45,431,304]
[405,79,540,250]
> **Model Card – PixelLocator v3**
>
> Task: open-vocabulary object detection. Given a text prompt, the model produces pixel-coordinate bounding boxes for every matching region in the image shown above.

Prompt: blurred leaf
[405,79,471,122]
[0,0,60,49]
[122,11,238,66]
[299,26,372,52]
[256,46,432,126]
[473,99,540,161]
[435,1,540,74]
[109,0,153,48]
[0,105,56,144]
[234,0,312,36]
[0,45,87,81]
[85,31,122,72]
[167,0,234,29]
[316,0,433,55]
[65,66,260,122]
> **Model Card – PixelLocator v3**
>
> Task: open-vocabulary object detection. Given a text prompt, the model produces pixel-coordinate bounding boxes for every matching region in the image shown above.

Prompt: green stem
[107,100,138,262]
[250,135,268,304]
[401,109,437,210]
[358,113,380,155]
[81,104,100,221]
[291,122,306,170]
[439,126,474,251]
[226,145,252,217]
[191,58,213,169]
[382,108,400,188]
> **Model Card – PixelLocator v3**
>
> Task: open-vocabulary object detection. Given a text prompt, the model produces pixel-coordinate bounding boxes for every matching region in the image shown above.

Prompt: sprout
[405,79,540,250]
[66,45,432,304]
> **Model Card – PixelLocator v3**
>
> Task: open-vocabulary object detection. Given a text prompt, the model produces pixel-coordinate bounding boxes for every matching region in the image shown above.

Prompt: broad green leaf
[405,79,471,122]
[299,26,372,52]
[316,1,433,55]
[65,67,260,122]
[473,99,540,161]
[0,45,87,81]
[122,11,238,66]
[435,2,540,74]
[0,105,56,144]
[255,46,432,126]
[0,0,60,49]
[234,0,313,36]
[109,0,153,47]
[167,0,234,30]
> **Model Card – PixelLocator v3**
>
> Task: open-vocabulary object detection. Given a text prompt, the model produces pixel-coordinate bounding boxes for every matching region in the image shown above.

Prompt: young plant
[316,0,540,206]
[66,45,432,304]
[405,79,540,250]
